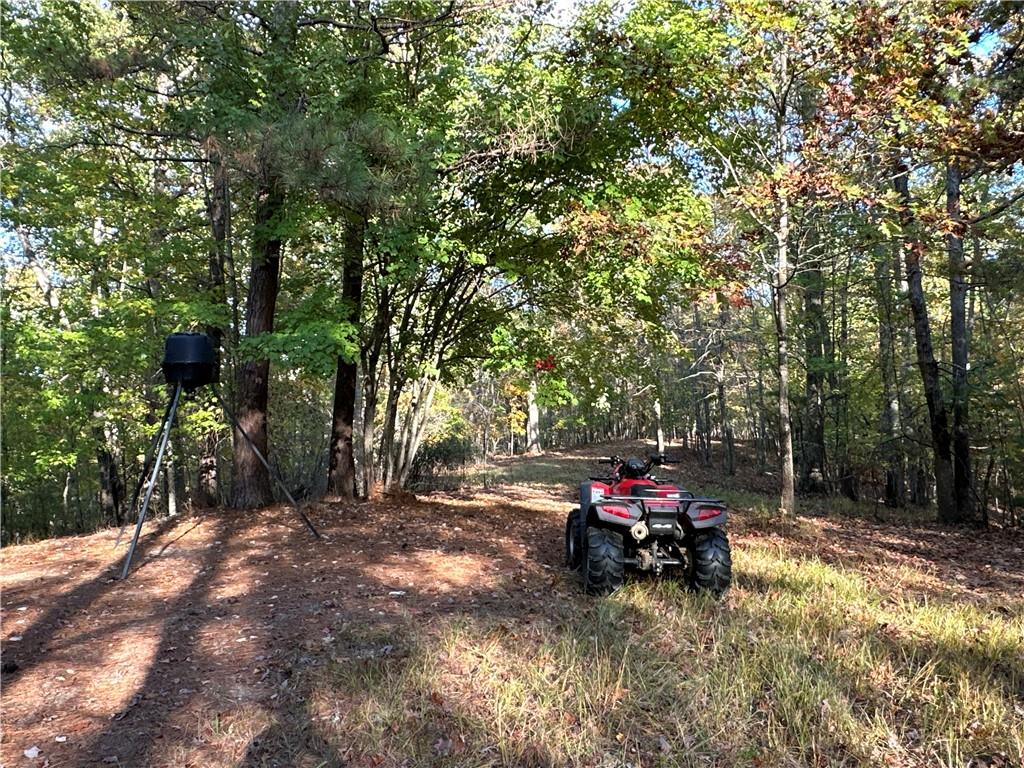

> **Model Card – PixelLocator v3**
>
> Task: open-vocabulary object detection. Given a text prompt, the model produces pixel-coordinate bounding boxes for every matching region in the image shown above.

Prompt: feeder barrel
[162,332,216,390]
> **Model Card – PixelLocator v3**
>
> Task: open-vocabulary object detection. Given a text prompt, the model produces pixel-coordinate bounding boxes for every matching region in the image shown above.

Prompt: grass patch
[275,545,1022,767]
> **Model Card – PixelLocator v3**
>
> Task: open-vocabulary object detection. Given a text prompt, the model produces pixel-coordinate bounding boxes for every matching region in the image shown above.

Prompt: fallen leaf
[433,736,453,756]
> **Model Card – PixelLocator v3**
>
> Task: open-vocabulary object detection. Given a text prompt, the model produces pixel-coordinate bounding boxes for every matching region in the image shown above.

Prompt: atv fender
[681,500,728,531]
[588,501,642,527]
[580,481,608,517]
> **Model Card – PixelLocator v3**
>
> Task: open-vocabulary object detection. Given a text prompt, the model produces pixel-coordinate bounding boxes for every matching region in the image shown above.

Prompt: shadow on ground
[1,443,1021,767]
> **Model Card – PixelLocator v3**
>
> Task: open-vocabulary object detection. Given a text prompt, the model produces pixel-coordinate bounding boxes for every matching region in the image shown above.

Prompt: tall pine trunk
[327,215,365,498]
[230,176,283,509]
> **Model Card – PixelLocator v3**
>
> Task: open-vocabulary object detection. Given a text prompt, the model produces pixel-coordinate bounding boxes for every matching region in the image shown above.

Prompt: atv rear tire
[686,529,732,597]
[565,509,584,571]
[583,526,625,595]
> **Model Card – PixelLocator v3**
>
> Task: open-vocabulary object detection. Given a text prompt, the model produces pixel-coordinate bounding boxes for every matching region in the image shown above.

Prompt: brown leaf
[433,736,453,757]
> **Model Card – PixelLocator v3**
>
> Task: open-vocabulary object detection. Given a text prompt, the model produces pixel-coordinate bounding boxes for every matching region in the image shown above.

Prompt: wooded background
[3,0,1022,541]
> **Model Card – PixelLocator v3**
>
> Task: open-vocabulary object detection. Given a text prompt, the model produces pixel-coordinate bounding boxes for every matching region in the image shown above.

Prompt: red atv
[565,454,732,596]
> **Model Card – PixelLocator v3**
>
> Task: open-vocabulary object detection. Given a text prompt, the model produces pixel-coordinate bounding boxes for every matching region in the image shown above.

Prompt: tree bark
[327,214,365,498]
[875,242,905,506]
[714,306,735,475]
[359,294,391,496]
[894,158,957,523]
[97,444,123,526]
[166,438,180,516]
[834,251,857,500]
[526,379,542,455]
[799,247,828,493]
[396,376,439,487]
[653,398,666,455]
[198,149,229,508]
[230,176,283,509]
[774,90,795,514]
[380,374,404,488]
[946,160,974,522]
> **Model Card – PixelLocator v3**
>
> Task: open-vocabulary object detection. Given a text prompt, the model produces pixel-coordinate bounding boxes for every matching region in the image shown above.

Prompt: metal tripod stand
[117,382,320,579]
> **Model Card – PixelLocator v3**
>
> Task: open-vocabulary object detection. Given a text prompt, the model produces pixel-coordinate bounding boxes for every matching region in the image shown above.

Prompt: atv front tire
[583,526,625,595]
[565,509,584,571]
[687,528,732,597]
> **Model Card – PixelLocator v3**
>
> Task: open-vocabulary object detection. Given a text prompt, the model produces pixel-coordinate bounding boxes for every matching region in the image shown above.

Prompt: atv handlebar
[651,453,680,465]
[597,454,679,472]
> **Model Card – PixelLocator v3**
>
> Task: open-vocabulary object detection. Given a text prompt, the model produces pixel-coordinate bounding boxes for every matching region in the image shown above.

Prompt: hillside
[2,445,1022,768]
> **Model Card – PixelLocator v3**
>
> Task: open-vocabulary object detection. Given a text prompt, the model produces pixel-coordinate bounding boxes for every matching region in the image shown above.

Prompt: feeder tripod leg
[114,393,178,549]
[120,382,183,579]
[212,387,320,540]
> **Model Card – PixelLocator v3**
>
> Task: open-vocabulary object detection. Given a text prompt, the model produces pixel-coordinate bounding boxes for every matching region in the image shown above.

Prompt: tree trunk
[380,375,404,488]
[774,154,795,513]
[359,298,391,497]
[946,160,974,522]
[800,248,828,493]
[834,251,858,500]
[327,215,365,498]
[62,469,72,535]
[397,376,439,487]
[894,158,957,523]
[715,306,735,475]
[653,398,665,455]
[97,445,123,526]
[166,440,179,517]
[197,432,220,508]
[198,149,229,509]
[526,379,542,455]
[230,176,283,509]
[767,47,796,514]
[875,243,905,506]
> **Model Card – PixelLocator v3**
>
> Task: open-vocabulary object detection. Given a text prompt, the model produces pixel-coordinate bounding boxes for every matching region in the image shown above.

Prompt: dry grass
[268,538,1023,768]
[2,443,1022,767]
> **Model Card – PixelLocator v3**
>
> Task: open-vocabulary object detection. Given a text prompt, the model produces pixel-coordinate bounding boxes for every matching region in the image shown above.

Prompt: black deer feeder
[162,331,217,390]
[118,332,318,580]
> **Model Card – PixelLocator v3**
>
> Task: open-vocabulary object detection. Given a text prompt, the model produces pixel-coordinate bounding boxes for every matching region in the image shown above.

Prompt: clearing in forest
[1,446,1022,768]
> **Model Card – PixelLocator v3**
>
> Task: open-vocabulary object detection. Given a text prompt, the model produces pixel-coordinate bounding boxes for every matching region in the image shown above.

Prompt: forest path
[2,444,1022,768]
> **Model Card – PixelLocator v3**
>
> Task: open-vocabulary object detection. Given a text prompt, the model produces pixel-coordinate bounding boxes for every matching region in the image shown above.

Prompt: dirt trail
[1,475,572,766]
[2,445,1021,767]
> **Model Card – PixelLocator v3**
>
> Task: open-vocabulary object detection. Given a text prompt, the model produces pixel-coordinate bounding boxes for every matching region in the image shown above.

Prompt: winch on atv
[565,454,732,596]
